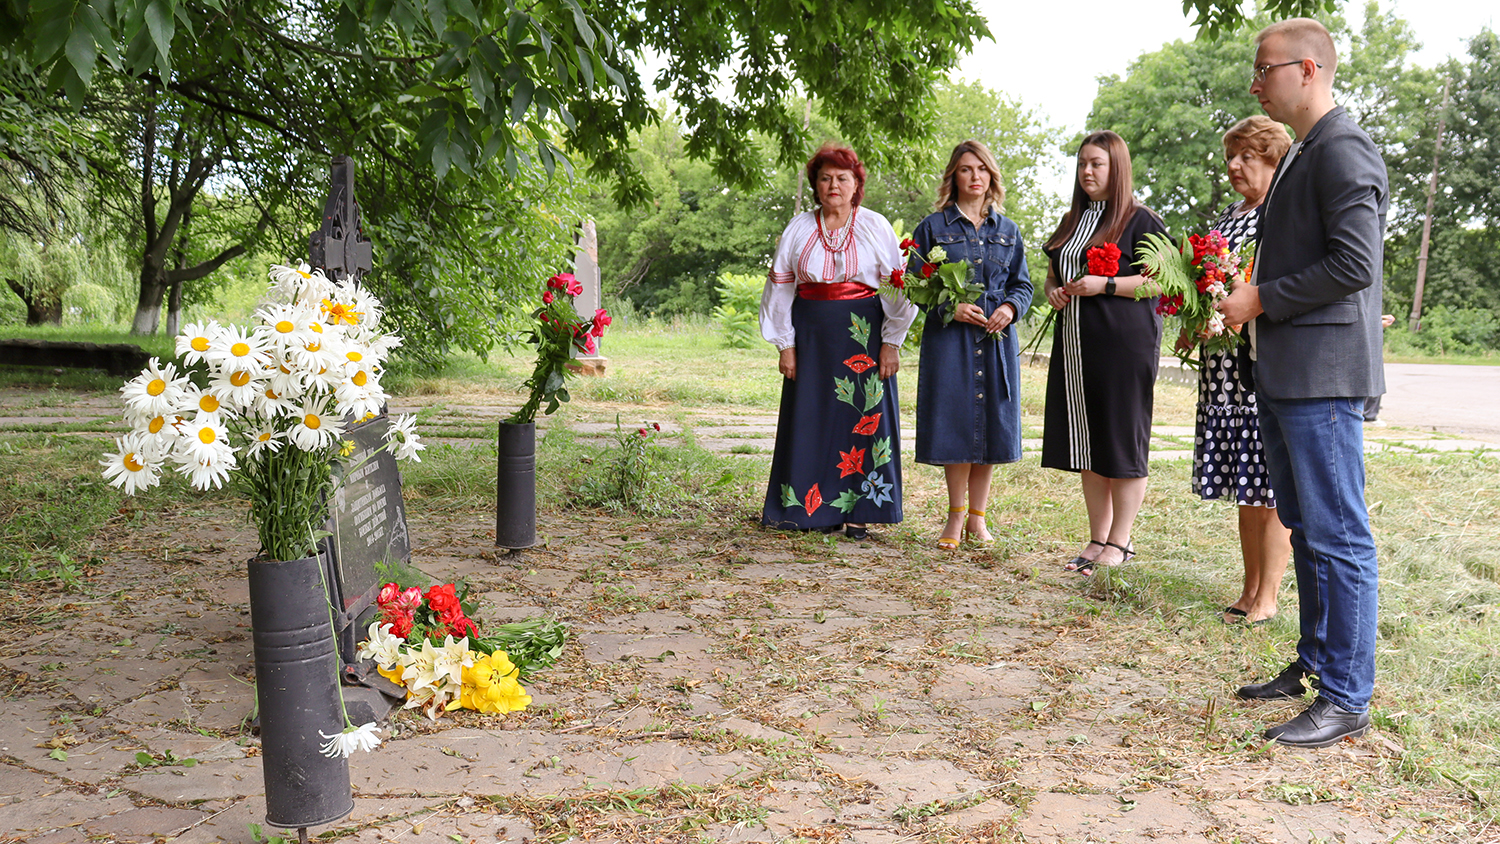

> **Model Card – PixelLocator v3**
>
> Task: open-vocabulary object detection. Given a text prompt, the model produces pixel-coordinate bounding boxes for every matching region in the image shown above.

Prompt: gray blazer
[1254,106,1388,400]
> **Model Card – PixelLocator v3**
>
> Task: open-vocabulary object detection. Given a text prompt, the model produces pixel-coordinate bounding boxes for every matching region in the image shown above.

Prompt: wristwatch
[1104,277,1117,296]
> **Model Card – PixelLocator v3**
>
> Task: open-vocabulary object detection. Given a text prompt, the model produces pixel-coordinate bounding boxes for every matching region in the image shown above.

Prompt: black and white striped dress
[1193,201,1276,506]
[1041,202,1167,478]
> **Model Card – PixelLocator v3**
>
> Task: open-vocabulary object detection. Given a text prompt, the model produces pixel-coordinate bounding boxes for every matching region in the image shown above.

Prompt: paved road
[1380,362,1500,443]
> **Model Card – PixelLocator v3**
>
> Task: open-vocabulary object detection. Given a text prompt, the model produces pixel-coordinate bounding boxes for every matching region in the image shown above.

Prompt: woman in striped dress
[1040,130,1166,574]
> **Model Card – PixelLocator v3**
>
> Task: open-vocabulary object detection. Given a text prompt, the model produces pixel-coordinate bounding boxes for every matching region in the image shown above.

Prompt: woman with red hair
[759,143,918,538]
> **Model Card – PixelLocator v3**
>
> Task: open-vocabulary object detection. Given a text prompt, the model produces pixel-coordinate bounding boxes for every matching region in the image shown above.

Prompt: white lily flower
[355,621,405,671]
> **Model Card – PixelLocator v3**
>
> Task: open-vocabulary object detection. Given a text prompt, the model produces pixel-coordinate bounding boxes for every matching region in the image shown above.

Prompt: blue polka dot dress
[1193,202,1276,508]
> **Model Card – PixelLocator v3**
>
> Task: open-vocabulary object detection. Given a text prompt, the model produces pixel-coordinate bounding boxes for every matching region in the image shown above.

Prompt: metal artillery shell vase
[248,553,355,830]
[495,421,537,549]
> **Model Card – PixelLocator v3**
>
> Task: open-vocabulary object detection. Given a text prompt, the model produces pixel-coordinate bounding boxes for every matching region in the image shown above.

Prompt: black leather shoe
[1238,661,1317,700]
[844,524,869,540]
[1264,696,1370,747]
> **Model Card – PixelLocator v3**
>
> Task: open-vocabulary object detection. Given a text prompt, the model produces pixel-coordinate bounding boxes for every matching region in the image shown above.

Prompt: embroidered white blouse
[758,207,918,350]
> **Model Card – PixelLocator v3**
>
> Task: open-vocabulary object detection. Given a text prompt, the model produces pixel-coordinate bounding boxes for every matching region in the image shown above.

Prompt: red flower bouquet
[880,238,983,328]
[1135,229,1253,365]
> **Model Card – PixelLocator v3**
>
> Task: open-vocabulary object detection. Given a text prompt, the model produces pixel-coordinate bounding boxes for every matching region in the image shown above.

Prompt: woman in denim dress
[909,140,1033,550]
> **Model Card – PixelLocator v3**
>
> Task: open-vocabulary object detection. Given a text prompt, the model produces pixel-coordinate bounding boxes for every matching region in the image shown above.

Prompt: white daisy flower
[173,446,235,491]
[177,415,233,464]
[334,383,386,422]
[120,358,189,418]
[256,302,321,354]
[243,426,285,457]
[178,383,227,420]
[350,285,383,327]
[293,271,334,309]
[318,722,382,758]
[384,414,425,462]
[288,399,344,451]
[175,321,222,366]
[254,382,302,418]
[365,332,402,361]
[208,366,263,411]
[205,323,269,372]
[100,433,165,495]
[125,408,181,443]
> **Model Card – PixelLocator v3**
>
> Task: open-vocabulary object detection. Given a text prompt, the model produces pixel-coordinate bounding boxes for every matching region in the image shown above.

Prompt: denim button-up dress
[910,206,1032,465]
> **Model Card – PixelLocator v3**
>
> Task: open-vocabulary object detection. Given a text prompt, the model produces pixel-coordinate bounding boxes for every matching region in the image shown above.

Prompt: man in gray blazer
[1218,17,1386,748]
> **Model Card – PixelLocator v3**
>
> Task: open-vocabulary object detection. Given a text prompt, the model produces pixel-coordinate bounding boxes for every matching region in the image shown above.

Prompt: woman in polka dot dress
[1194,117,1294,625]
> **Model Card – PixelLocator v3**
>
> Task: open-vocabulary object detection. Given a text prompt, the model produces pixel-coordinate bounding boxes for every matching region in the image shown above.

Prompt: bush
[711,271,762,348]
[1387,306,1500,356]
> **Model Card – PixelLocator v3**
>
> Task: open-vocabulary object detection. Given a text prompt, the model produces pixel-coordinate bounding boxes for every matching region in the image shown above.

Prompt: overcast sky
[952,0,1495,192]
[957,0,1497,136]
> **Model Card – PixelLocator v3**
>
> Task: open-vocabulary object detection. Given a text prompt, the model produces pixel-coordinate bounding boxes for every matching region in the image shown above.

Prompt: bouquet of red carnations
[1136,229,1253,365]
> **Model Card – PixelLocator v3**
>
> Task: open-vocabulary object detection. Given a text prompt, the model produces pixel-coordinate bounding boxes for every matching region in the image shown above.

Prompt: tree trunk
[164,278,183,337]
[5,277,63,325]
[131,257,169,335]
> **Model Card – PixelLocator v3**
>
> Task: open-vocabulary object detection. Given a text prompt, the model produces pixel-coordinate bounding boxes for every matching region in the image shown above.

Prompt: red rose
[652,422,661,431]
[853,413,881,435]
[888,268,905,289]
[638,427,650,437]
[426,584,460,615]
[900,238,918,251]
[921,263,937,278]
[542,290,554,305]
[447,617,478,639]
[583,335,598,355]
[377,582,400,606]
[594,308,611,329]
[547,273,570,290]
[566,278,584,297]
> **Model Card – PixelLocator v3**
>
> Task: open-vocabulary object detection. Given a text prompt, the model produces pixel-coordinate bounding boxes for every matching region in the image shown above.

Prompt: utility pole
[1409,76,1451,333]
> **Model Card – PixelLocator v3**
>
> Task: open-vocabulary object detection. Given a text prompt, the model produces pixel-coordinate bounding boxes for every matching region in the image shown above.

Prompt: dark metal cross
[308,155,374,284]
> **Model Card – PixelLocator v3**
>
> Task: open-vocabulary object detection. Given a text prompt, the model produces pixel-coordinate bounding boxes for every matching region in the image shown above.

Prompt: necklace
[817,207,857,253]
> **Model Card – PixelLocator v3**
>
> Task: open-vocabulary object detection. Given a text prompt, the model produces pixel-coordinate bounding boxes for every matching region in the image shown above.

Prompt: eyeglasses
[1253,59,1322,83]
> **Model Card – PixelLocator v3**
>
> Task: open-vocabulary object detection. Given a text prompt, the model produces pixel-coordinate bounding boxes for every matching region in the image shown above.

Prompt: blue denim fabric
[1256,395,1379,712]
[910,207,1032,465]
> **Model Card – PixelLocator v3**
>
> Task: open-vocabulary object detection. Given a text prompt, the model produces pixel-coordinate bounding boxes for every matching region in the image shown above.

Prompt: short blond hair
[1256,17,1338,76]
[1223,116,1293,164]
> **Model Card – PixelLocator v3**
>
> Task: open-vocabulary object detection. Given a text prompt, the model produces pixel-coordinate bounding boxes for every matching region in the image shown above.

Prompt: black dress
[1193,202,1276,506]
[1040,202,1166,478]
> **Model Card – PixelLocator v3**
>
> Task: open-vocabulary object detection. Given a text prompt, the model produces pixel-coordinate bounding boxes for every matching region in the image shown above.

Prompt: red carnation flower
[888,268,905,289]
[921,263,937,279]
[900,238,918,251]
[1085,243,1121,276]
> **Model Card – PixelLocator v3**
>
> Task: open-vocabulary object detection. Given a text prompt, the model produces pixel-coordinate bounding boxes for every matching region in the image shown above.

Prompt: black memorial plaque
[326,413,410,620]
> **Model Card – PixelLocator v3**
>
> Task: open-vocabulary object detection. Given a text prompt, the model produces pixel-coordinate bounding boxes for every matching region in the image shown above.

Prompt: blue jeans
[1257,396,1379,712]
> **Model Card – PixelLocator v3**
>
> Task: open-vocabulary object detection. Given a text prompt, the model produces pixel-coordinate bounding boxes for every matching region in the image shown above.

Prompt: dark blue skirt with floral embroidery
[761,295,904,529]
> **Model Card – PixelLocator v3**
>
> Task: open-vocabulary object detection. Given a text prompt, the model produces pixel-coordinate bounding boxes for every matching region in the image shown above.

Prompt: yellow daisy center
[231,342,250,357]
[346,350,363,362]
[146,378,166,396]
[352,370,368,387]
[230,371,252,386]
[123,453,144,472]
[191,337,210,352]
[297,269,312,278]
[148,416,165,434]
[198,427,217,444]
[257,432,273,442]
[306,341,321,352]
[199,394,221,413]
[275,320,295,334]
[304,414,322,430]
[264,388,280,399]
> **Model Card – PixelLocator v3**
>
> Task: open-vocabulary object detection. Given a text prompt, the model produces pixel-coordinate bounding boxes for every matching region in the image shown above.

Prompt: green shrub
[1387,306,1500,356]
[711,271,762,348]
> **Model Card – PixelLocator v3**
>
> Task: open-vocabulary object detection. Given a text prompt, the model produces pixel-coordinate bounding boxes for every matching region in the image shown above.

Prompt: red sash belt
[797,281,876,301]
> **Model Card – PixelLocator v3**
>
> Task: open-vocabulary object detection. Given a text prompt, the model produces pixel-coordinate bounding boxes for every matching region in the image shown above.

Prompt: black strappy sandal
[1064,540,1106,572]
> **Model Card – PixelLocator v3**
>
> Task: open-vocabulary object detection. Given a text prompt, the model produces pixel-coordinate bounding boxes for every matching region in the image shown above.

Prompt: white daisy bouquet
[101,262,425,562]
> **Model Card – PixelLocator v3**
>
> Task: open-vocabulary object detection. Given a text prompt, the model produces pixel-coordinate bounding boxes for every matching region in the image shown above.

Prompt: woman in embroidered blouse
[1193,116,1293,624]
[909,140,1032,550]
[1040,130,1167,574]
[759,143,918,538]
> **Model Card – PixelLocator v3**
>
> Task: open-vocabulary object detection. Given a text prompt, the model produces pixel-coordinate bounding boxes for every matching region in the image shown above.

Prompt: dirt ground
[0,384,1493,844]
